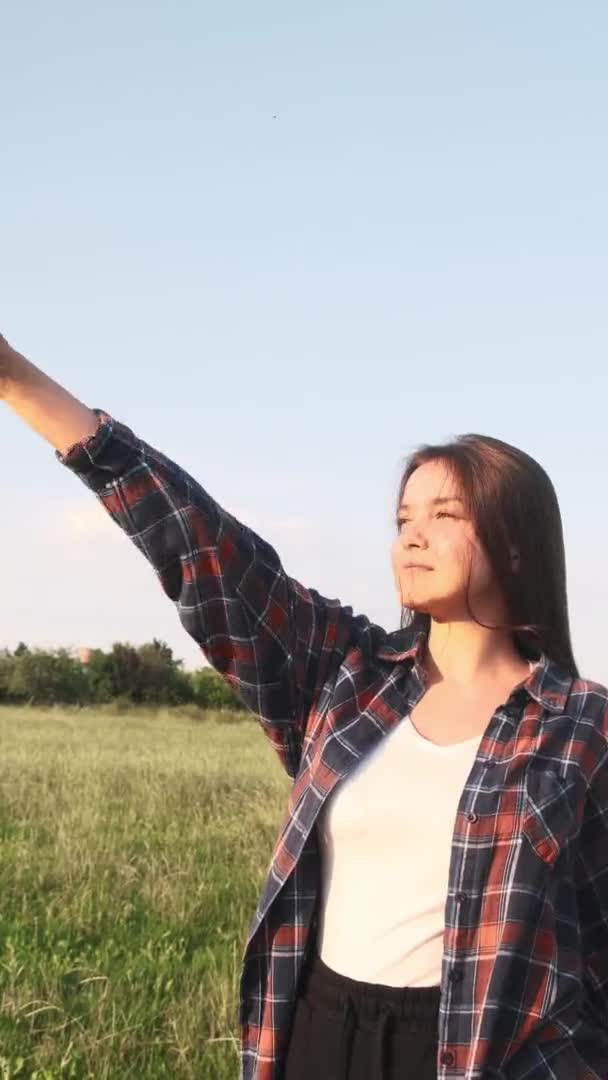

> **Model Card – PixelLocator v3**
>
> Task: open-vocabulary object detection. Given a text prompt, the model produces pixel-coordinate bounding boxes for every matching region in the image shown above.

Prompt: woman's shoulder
[565,675,608,764]
[568,674,608,709]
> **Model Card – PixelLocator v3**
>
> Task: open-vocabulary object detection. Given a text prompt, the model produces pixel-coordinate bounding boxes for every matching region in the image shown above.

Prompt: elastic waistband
[301,949,441,1025]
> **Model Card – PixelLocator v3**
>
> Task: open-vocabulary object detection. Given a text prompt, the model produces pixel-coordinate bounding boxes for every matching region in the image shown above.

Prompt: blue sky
[2,1,607,682]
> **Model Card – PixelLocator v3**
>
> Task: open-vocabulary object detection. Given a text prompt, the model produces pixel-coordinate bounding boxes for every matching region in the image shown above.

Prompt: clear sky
[2,1,607,682]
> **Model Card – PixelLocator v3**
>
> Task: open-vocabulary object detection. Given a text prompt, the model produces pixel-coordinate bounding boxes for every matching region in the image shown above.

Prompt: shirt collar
[376,623,573,715]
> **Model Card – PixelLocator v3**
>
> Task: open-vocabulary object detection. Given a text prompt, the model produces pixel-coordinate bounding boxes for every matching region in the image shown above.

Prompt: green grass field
[0,705,291,1079]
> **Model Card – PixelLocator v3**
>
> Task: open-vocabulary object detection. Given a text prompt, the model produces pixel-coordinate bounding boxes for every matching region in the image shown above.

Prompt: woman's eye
[396,512,459,528]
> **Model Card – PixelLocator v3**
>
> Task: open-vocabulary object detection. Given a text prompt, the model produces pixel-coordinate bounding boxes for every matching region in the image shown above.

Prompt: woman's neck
[423,618,532,689]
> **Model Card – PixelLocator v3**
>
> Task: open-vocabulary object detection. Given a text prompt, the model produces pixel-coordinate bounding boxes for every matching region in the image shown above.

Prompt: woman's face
[391,460,499,621]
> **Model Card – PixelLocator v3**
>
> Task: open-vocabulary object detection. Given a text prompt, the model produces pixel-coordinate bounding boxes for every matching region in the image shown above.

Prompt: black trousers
[283,948,441,1080]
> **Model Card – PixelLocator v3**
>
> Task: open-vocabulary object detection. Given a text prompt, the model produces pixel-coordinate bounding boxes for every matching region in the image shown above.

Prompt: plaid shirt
[58,410,608,1080]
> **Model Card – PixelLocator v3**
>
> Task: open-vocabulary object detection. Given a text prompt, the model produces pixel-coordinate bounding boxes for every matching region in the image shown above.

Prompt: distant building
[77,647,93,666]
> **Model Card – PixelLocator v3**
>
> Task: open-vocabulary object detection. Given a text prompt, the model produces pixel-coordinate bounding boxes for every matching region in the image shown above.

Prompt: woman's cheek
[390,544,401,588]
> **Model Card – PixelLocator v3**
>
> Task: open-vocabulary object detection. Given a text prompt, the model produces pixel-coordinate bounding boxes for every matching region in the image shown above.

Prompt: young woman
[2,333,608,1080]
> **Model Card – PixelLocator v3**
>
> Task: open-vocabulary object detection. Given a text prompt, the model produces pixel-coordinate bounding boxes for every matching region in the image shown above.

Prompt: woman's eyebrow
[398,496,464,513]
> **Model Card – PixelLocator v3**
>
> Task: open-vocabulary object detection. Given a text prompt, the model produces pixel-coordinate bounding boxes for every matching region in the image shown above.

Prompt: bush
[7,648,89,706]
[191,668,246,711]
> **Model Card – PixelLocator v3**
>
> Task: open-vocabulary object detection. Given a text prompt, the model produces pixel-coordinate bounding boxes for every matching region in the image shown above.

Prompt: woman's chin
[402,597,433,615]
[400,587,432,607]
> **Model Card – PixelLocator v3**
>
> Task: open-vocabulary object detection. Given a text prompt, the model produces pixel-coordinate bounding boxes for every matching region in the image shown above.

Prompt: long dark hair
[396,434,579,678]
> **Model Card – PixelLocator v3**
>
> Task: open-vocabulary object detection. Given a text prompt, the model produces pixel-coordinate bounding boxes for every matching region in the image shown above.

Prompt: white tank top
[315,662,535,987]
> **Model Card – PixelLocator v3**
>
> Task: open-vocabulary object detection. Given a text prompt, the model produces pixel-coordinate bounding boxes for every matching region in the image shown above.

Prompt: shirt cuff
[55,408,143,493]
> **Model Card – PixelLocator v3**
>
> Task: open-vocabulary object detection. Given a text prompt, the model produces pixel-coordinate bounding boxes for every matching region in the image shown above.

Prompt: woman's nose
[401,526,428,548]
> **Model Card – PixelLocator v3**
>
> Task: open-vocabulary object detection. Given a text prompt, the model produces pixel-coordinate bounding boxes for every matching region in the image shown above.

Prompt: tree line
[0,640,246,711]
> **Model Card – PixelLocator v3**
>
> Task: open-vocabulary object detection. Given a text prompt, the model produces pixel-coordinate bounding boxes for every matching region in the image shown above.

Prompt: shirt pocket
[521,766,580,868]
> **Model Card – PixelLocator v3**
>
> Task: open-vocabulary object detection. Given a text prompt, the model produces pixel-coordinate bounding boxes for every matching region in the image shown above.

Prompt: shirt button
[456,891,467,903]
[485,758,496,768]
[440,1050,455,1065]
[449,967,464,982]
[467,812,478,823]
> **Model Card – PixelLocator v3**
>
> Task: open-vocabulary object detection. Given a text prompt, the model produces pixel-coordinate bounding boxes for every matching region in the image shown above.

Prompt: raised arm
[0,335,99,452]
[1,334,371,777]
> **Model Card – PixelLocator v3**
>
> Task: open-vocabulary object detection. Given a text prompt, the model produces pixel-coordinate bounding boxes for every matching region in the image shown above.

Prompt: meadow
[0,705,291,1079]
